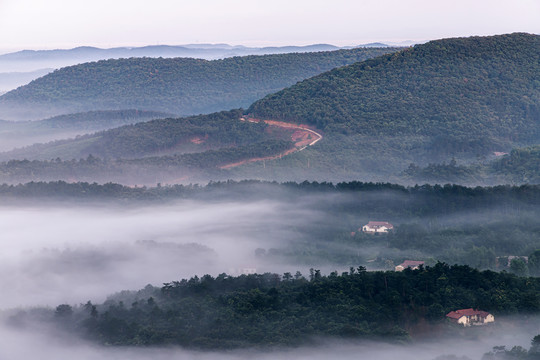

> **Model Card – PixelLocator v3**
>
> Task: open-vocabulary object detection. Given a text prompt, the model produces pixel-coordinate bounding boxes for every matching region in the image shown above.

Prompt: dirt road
[219,118,322,169]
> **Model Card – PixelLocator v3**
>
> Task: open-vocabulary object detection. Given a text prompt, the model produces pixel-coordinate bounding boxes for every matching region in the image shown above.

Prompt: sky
[0,0,539,52]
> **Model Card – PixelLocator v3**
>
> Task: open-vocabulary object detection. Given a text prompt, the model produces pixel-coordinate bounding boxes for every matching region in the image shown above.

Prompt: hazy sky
[0,0,539,52]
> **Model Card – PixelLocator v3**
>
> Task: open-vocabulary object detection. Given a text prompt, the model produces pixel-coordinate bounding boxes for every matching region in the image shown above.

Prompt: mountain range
[0,33,538,185]
[0,43,397,93]
[0,47,398,120]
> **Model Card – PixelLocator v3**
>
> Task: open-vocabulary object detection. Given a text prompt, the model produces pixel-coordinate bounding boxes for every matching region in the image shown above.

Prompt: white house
[446,308,495,326]
[395,260,425,271]
[362,221,394,233]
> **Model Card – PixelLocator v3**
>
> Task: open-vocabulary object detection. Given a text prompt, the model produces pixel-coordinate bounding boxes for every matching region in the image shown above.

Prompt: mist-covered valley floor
[0,181,538,359]
[0,197,318,308]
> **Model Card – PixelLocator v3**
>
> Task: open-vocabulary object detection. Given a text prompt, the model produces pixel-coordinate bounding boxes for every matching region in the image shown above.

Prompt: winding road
[219,117,323,169]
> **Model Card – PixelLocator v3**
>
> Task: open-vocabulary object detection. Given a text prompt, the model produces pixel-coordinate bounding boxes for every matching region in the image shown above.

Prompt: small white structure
[362,221,394,233]
[395,260,425,271]
[446,308,495,326]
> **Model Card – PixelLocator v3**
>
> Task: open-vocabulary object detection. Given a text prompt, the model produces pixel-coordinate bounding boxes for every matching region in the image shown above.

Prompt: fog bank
[0,199,321,308]
[0,319,537,360]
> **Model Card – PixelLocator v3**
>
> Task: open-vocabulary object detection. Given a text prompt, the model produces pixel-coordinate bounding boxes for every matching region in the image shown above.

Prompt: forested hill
[0,110,278,160]
[248,33,540,142]
[20,264,540,348]
[0,47,398,120]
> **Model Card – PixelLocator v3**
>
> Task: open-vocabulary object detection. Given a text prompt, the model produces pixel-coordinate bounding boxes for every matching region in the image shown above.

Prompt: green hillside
[249,33,539,151]
[18,264,540,348]
[0,47,398,120]
[0,109,171,136]
[249,33,539,138]
[1,34,538,184]
[242,33,540,180]
[0,110,285,161]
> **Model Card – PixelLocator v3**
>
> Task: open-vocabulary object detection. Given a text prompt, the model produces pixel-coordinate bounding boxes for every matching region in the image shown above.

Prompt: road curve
[218,117,323,169]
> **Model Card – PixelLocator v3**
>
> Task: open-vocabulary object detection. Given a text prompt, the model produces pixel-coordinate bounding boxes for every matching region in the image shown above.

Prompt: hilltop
[0,47,398,120]
[249,33,539,140]
[0,43,387,73]
[241,33,540,180]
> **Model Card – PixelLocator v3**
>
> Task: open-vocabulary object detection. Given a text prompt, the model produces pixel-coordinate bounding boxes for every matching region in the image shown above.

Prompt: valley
[0,21,539,360]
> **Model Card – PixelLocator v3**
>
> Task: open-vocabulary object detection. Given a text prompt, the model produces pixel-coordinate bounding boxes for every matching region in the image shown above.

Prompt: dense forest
[11,264,539,349]
[20,109,172,130]
[0,47,398,120]
[0,140,293,184]
[249,33,539,139]
[2,138,538,186]
[247,33,540,170]
[482,336,540,360]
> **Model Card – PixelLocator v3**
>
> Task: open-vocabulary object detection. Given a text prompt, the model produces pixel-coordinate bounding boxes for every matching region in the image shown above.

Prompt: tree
[528,250,540,276]
[510,258,529,277]
[55,304,73,318]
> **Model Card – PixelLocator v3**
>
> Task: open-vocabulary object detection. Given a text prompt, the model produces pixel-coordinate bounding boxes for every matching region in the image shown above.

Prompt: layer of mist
[0,318,537,360]
[0,198,322,308]
[0,184,538,358]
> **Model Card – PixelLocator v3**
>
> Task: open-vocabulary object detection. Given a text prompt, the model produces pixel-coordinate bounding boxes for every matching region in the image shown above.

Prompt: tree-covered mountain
[249,33,539,140]
[0,47,398,120]
[0,43,383,73]
[245,33,540,178]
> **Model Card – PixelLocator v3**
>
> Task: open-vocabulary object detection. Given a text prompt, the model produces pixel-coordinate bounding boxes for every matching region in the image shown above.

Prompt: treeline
[0,139,293,184]
[403,145,540,185]
[0,47,398,118]
[248,33,540,151]
[0,179,539,204]
[16,264,539,349]
[0,180,538,269]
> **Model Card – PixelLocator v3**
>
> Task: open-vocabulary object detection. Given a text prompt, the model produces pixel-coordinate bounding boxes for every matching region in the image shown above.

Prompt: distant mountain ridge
[0,47,399,120]
[0,43,395,94]
[0,43,392,73]
[0,43,394,61]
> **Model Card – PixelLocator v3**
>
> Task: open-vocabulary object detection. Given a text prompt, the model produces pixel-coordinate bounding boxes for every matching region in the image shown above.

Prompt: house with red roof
[446,308,494,326]
[362,221,394,233]
[395,260,425,271]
